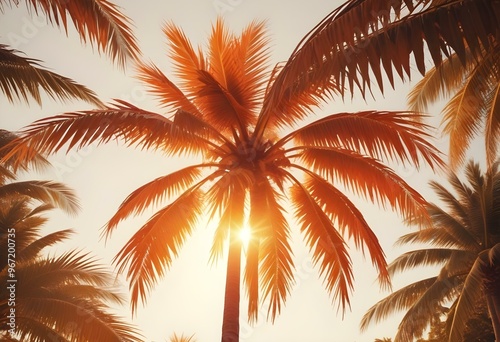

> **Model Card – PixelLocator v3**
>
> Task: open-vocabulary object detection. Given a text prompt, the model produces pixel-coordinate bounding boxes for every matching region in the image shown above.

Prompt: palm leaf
[0,180,80,215]
[113,187,205,314]
[284,111,443,168]
[0,45,104,107]
[296,147,430,222]
[360,277,438,331]
[233,20,271,113]
[388,248,464,276]
[163,21,206,92]
[301,172,389,287]
[267,0,499,103]
[16,229,73,263]
[1,102,217,169]
[407,51,474,113]
[443,47,500,168]
[249,179,294,322]
[105,164,209,238]
[393,275,462,341]
[24,0,140,67]
[290,176,354,313]
[0,129,50,172]
[136,62,201,115]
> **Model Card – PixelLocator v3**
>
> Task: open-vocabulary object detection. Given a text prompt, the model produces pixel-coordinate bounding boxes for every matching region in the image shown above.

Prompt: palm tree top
[2,18,444,326]
[361,160,500,342]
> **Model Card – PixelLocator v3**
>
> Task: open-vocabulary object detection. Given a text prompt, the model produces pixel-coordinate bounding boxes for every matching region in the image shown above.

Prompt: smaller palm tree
[0,197,144,341]
[361,160,500,342]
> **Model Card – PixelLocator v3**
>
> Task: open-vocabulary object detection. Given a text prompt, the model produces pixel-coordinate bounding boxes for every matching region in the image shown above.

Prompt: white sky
[0,1,486,341]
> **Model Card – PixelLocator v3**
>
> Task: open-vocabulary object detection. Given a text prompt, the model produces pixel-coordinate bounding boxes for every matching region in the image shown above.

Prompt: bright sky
[0,1,486,341]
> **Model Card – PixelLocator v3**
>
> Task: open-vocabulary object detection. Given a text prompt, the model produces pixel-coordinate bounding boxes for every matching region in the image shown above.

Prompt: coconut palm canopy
[361,161,500,342]
[2,14,445,340]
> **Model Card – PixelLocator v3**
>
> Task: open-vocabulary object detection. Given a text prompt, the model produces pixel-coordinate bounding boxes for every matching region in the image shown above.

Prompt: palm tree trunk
[221,231,242,342]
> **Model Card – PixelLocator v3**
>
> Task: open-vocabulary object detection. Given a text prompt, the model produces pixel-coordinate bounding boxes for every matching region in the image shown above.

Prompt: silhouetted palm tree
[0,0,140,107]
[0,129,142,341]
[361,161,500,342]
[2,19,443,341]
[0,198,144,341]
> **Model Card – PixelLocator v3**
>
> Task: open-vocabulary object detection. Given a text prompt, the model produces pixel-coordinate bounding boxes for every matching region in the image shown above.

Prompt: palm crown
[3,18,444,339]
[361,161,500,342]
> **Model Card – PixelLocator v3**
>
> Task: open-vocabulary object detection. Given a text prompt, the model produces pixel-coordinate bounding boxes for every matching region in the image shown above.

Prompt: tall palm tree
[407,41,500,169]
[2,19,443,341]
[360,161,500,342]
[0,197,144,341]
[0,0,140,107]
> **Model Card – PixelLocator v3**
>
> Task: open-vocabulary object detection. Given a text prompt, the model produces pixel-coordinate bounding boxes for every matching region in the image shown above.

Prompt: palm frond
[24,0,141,67]
[1,102,217,169]
[0,180,80,215]
[249,179,294,322]
[267,0,499,102]
[136,62,201,115]
[233,20,271,113]
[104,164,208,238]
[16,229,73,263]
[0,44,104,107]
[301,172,389,287]
[360,277,438,331]
[285,111,443,168]
[407,51,474,113]
[290,177,354,313]
[485,79,500,167]
[449,245,500,341]
[0,129,50,172]
[393,275,462,341]
[388,248,464,276]
[443,46,500,168]
[163,21,206,91]
[194,69,251,135]
[296,147,430,222]
[113,188,205,314]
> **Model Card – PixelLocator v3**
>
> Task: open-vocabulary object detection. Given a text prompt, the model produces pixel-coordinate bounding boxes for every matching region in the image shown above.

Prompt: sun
[239,225,252,247]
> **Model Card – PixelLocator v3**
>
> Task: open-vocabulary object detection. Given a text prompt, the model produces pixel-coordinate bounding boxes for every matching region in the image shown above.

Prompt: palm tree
[0,129,142,341]
[0,0,140,107]
[407,41,500,169]
[0,197,144,341]
[360,161,500,342]
[2,19,443,341]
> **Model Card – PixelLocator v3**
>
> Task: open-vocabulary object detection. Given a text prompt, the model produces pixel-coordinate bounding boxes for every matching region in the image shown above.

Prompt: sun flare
[239,225,252,247]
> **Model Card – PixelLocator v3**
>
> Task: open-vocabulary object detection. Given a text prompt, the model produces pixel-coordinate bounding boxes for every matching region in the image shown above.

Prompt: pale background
[0,1,484,341]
